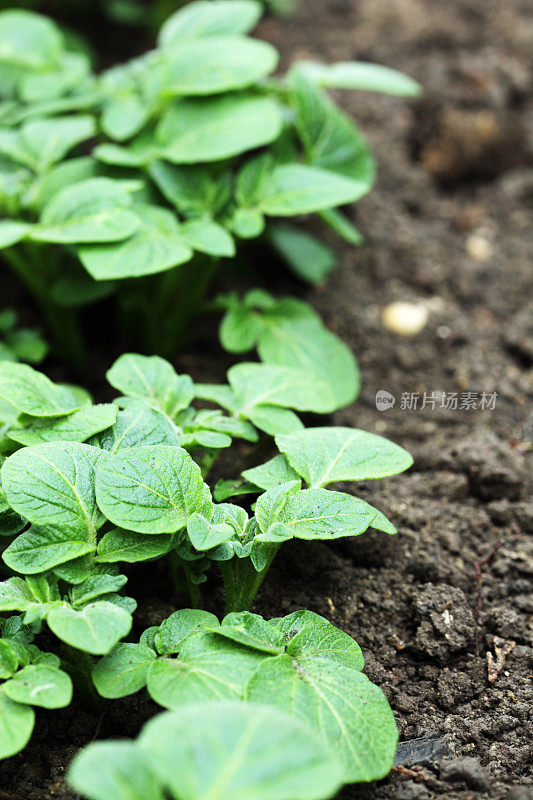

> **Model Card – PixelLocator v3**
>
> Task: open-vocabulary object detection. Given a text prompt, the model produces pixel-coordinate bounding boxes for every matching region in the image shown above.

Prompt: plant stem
[169,551,202,609]
[218,547,281,614]
[60,645,103,711]
[148,255,219,355]
[3,245,88,366]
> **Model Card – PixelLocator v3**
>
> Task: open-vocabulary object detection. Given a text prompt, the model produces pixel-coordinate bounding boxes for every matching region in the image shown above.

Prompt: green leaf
[182,218,235,257]
[20,51,90,103]
[0,220,30,249]
[319,208,363,245]
[149,162,228,217]
[6,328,48,364]
[93,400,180,453]
[156,95,282,164]
[292,73,375,188]
[247,406,303,436]
[147,632,263,709]
[0,577,34,612]
[256,486,376,540]
[295,60,422,97]
[70,572,128,606]
[101,97,150,143]
[79,204,193,280]
[19,116,95,173]
[47,601,132,655]
[3,664,72,708]
[27,156,98,214]
[139,702,343,800]
[275,427,413,487]
[186,513,234,551]
[32,177,140,244]
[228,362,335,414]
[0,639,20,678]
[231,207,265,238]
[1,442,104,534]
[0,363,78,417]
[8,404,117,446]
[68,741,164,800]
[267,224,336,284]
[247,654,397,782]
[159,1,262,46]
[216,611,284,655]
[95,445,212,534]
[107,354,194,418]
[0,10,63,70]
[258,163,368,216]
[96,529,172,563]
[256,318,359,410]
[242,454,299,490]
[159,37,277,96]
[3,526,95,574]
[273,609,364,669]
[0,693,35,759]
[154,609,219,656]
[93,643,156,698]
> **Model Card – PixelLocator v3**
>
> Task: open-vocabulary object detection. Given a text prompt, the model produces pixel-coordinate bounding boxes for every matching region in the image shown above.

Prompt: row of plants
[0,2,420,798]
[0,1,419,361]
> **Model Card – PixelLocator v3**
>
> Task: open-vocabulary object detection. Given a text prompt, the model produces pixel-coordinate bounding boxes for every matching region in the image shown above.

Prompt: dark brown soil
[1,0,532,798]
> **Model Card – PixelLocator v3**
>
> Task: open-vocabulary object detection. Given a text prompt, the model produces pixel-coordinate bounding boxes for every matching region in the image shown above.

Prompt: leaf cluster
[0,2,420,357]
[0,350,412,775]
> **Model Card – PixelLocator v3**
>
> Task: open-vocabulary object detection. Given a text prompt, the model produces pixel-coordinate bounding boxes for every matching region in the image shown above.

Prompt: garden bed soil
[1,0,532,798]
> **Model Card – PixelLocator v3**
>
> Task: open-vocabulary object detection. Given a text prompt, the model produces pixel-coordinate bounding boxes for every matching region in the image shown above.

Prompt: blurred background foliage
[0,0,298,64]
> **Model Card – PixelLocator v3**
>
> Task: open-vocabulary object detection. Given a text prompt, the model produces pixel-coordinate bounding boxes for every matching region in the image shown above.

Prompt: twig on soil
[474,539,503,655]
[487,636,516,682]
[391,765,431,781]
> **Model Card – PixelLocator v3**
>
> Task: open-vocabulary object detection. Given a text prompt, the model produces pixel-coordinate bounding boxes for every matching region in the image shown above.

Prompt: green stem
[147,255,219,355]
[218,546,281,614]
[170,551,202,609]
[198,449,219,480]
[60,645,103,711]
[3,245,88,366]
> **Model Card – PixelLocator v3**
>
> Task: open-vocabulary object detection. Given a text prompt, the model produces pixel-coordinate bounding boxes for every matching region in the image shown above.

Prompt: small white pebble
[437,324,452,339]
[382,301,429,336]
[466,234,493,261]
[375,420,388,432]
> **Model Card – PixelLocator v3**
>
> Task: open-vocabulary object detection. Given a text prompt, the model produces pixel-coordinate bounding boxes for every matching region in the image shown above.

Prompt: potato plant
[0,1,420,359]
[0,353,412,777]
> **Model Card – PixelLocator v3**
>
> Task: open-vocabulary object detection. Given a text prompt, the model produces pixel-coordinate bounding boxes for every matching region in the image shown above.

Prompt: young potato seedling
[0,2,420,359]
[0,355,412,615]
[68,700,344,800]
[0,352,411,784]
[92,609,399,784]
